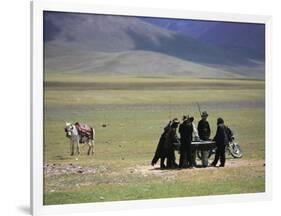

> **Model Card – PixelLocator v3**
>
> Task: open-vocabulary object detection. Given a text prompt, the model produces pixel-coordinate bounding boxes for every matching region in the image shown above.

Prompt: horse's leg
[91,140,95,155]
[87,140,91,156]
[76,140,80,155]
[70,140,74,156]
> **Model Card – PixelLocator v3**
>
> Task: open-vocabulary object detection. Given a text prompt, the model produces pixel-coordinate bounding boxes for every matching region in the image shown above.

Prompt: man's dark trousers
[212,145,226,166]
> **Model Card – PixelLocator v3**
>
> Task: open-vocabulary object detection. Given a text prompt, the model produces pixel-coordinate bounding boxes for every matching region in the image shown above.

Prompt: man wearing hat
[188,116,197,168]
[211,117,229,167]
[197,111,211,141]
[151,122,170,169]
[178,115,193,168]
[151,118,179,169]
[164,118,180,168]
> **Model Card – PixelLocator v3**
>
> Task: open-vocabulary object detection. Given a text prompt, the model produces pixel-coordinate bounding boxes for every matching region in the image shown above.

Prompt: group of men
[151,111,229,169]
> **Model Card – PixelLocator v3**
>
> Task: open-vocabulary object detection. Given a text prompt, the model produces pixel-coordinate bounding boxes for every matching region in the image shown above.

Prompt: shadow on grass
[149,164,216,171]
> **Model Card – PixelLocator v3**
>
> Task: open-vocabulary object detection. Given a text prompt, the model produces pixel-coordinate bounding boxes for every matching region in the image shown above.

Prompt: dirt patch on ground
[44,163,107,177]
[129,159,265,177]
[44,159,265,178]
[128,166,176,178]
[223,159,265,168]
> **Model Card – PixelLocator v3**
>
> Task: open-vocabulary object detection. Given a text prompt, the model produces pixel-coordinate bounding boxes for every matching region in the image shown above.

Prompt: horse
[64,122,95,156]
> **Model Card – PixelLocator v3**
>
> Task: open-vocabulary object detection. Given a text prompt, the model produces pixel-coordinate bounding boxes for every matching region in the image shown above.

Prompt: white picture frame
[31,0,272,215]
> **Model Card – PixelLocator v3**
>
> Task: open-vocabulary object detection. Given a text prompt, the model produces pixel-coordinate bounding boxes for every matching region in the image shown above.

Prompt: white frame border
[31,0,272,215]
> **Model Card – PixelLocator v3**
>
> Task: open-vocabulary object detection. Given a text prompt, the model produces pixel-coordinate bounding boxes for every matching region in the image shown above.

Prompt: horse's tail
[91,127,96,140]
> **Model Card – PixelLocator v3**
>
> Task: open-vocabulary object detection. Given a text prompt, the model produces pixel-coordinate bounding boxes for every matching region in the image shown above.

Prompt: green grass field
[43,73,265,205]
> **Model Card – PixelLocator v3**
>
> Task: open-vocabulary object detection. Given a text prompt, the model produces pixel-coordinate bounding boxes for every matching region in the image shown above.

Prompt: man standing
[188,116,197,167]
[178,116,193,168]
[164,118,180,169]
[197,111,211,167]
[211,117,229,167]
[179,116,188,168]
[197,111,211,141]
[151,120,173,169]
[151,124,169,169]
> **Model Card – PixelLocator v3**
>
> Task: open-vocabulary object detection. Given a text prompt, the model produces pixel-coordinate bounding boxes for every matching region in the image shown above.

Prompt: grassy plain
[43,73,265,205]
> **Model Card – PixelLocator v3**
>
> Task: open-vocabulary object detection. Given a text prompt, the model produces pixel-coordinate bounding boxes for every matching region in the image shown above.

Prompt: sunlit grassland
[43,73,265,205]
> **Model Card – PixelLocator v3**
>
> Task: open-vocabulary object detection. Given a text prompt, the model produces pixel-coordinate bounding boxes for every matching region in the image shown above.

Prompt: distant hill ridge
[141,17,265,61]
[44,12,265,79]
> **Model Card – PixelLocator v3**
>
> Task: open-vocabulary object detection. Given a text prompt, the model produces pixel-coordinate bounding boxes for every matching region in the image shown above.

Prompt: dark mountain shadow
[141,17,265,62]
[127,29,253,66]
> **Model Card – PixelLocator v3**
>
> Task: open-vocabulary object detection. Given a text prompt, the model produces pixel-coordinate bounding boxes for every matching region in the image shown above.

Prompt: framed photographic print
[31,0,272,215]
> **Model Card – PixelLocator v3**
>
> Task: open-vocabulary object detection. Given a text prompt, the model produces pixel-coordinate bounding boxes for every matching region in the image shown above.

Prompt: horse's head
[64,122,74,138]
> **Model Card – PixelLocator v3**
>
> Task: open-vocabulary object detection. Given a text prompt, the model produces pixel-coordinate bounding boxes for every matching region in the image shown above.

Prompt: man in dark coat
[151,121,171,169]
[188,116,197,167]
[178,116,188,168]
[151,118,179,169]
[164,119,180,169]
[211,117,229,167]
[197,111,211,167]
[178,116,194,168]
[197,111,211,141]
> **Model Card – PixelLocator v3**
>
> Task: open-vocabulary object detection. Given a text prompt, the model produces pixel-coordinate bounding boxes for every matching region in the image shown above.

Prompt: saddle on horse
[74,122,93,143]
